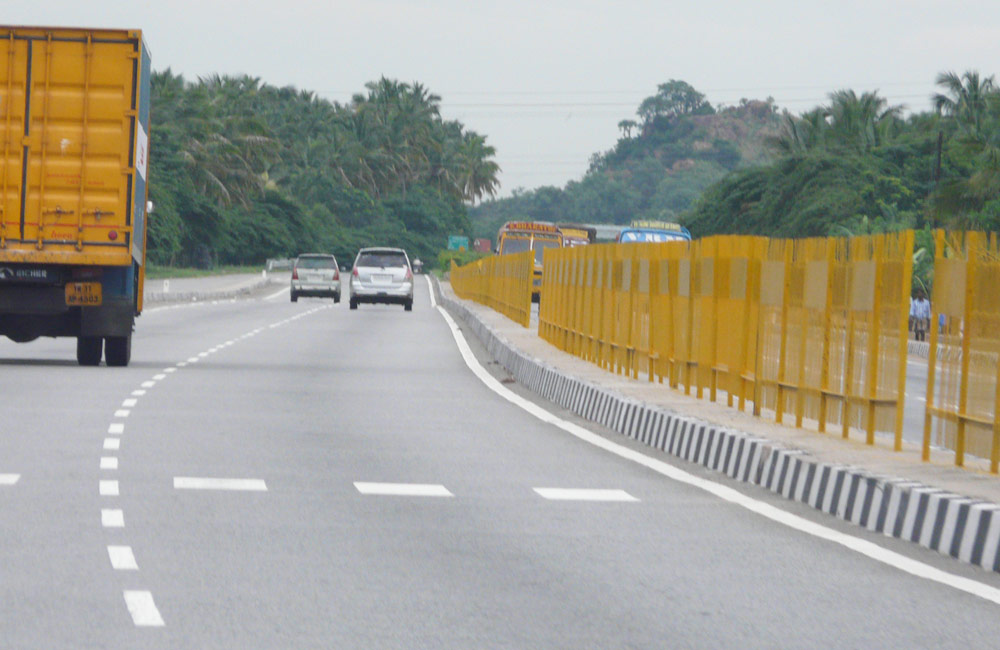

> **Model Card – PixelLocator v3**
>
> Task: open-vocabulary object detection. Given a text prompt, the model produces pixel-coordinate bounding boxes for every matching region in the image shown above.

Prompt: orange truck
[0,26,151,366]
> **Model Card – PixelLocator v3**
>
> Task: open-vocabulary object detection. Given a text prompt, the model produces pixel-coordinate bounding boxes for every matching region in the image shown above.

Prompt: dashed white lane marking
[186,357,199,363]
[114,410,130,418]
[152,374,166,381]
[197,352,208,358]
[0,474,20,485]
[102,509,124,528]
[99,480,119,496]
[428,275,1000,607]
[101,457,119,470]
[108,545,138,570]
[354,482,453,497]
[164,367,177,373]
[131,389,146,396]
[122,399,138,408]
[108,423,125,434]
[173,477,267,491]
[124,591,165,627]
[141,381,155,388]
[534,488,638,502]
[104,438,121,451]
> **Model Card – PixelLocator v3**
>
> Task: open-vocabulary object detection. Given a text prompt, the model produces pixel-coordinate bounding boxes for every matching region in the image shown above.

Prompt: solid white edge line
[264,286,290,301]
[0,474,19,485]
[123,590,165,627]
[173,477,267,491]
[428,275,1000,606]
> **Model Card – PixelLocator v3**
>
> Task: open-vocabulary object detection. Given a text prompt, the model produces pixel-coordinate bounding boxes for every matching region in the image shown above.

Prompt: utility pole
[931,130,943,229]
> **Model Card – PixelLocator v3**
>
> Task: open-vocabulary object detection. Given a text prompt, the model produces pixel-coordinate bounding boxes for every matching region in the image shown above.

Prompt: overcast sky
[8,1,1000,196]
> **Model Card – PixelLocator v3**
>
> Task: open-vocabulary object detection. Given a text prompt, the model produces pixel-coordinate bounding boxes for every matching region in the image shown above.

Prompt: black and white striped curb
[436,280,1000,574]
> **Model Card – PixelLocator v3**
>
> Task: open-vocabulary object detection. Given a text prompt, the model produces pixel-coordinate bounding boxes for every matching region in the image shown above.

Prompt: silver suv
[290,254,341,302]
[349,247,414,311]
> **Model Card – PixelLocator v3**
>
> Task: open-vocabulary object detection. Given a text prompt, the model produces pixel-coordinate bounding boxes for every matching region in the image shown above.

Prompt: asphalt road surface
[2,281,1000,648]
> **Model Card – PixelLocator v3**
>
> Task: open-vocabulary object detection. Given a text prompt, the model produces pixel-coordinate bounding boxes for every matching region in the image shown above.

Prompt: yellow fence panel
[452,230,1000,470]
[451,251,533,327]
[924,231,1000,471]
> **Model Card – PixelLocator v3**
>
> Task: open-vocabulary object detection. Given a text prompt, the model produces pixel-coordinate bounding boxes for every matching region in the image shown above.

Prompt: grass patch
[146,264,264,280]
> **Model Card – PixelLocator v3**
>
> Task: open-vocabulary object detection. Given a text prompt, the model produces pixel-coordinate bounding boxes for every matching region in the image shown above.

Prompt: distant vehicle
[473,238,492,253]
[350,247,414,311]
[556,223,597,248]
[0,27,152,367]
[291,254,341,302]
[616,220,692,243]
[496,221,563,302]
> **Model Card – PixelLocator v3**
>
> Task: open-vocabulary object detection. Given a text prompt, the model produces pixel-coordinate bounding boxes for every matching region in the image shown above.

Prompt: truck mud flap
[80,298,134,337]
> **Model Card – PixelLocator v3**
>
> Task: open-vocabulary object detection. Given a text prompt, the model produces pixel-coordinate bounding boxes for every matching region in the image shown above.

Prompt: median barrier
[434,275,1000,575]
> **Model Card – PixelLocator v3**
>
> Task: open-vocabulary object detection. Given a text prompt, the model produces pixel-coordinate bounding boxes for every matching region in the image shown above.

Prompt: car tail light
[352,267,359,277]
[334,269,340,280]
[405,267,413,281]
[292,267,298,280]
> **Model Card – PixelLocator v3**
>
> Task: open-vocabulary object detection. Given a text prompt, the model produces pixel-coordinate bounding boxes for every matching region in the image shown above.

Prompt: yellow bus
[496,221,563,302]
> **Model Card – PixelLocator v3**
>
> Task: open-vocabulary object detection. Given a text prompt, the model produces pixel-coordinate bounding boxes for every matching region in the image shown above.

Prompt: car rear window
[296,256,337,269]
[357,252,407,268]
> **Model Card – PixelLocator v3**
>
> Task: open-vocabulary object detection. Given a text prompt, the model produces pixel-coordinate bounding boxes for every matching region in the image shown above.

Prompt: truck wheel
[105,335,132,367]
[77,337,103,366]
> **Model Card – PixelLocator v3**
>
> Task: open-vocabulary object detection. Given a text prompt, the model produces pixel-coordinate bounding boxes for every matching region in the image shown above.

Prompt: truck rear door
[0,30,141,264]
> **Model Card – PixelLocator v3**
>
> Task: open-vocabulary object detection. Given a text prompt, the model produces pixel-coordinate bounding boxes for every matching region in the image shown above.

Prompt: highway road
[2,280,1000,648]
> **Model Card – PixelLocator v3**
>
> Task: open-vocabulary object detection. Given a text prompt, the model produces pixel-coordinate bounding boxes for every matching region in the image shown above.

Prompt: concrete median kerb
[144,275,277,304]
[434,277,1000,575]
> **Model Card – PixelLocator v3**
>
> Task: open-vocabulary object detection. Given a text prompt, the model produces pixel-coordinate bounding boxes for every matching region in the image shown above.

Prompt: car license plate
[373,274,392,284]
[65,282,102,306]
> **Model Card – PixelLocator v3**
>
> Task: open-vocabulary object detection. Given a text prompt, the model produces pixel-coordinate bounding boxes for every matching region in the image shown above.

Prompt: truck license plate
[65,282,102,306]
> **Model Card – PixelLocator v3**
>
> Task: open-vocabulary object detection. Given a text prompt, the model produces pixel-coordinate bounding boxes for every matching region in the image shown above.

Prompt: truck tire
[105,335,132,367]
[77,337,103,366]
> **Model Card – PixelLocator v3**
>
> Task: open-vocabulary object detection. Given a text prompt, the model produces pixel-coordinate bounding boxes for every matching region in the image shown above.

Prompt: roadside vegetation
[147,73,500,269]
[471,73,1000,251]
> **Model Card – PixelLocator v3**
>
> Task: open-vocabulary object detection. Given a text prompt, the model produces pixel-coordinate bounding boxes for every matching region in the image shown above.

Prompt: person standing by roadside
[911,289,931,341]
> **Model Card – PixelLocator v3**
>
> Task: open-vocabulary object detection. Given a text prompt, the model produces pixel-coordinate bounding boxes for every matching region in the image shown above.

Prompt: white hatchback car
[349,247,414,311]
[290,254,341,302]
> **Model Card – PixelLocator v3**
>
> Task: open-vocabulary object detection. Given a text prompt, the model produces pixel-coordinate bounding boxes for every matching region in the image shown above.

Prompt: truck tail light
[72,267,102,280]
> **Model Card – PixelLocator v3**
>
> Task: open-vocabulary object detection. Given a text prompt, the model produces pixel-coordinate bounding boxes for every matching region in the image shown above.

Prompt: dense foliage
[470,80,782,240]
[147,73,499,267]
[687,75,1000,239]
[472,74,1000,254]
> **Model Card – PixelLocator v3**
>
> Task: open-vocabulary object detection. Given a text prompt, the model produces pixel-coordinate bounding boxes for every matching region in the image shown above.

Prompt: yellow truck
[0,26,151,366]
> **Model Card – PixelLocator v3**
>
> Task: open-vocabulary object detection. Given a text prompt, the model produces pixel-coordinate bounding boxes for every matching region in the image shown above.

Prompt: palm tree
[933,70,996,141]
[457,133,501,204]
[826,89,902,152]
